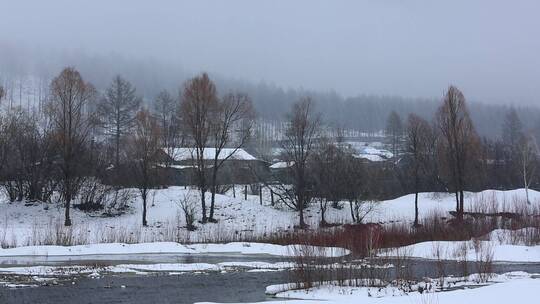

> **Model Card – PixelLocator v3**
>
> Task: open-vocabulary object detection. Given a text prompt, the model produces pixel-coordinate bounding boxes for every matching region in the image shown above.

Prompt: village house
[156,147,269,185]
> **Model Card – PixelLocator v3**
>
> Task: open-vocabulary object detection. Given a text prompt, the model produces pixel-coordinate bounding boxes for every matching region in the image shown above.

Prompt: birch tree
[519,134,538,204]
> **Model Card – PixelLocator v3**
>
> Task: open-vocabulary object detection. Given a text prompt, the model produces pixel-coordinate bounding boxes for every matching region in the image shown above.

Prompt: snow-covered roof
[343,142,393,162]
[163,148,258,162]
[359,146,393,159]
[156,164,197,169]
[270,161,294,169]
[353,154,385,162]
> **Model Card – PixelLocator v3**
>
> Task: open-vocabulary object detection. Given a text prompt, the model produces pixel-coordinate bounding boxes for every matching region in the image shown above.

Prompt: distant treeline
[231,81,540,139]
[2,43,539,139]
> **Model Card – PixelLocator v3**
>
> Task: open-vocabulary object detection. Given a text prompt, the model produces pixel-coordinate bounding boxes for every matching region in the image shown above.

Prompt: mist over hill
[1,42,540,139]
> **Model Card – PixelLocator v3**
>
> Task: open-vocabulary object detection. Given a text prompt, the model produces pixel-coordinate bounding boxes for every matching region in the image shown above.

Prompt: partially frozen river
[1,255,540,304]
[0,252,289,267]
[0,254,292,303]
[0,270,289,303]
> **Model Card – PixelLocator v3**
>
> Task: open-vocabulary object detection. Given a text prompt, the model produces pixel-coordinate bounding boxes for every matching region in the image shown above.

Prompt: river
[1,254,540,304]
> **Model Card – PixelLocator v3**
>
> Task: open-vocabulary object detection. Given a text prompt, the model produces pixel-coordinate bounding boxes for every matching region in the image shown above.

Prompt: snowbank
[0,261,294,276]
[0,242,349,258]
[197,272,540,304]
[385,240,540,263]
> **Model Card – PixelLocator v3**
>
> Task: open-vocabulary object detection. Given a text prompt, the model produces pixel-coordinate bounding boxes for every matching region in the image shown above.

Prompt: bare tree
[153,90,185,169]
[0,112,28,202]
[436,86,479,221]
[0,112,9,184]
[128,109,161,226]
[386,110,403,158]
[518,133,538,204]
[47,67,96,226]
[535,120,540,150]
[310,137,353,226]
[502,108,524,149]
[177,190,197,231]
[0,86,5,103]
[310,138,333,226]
[341,153,369,223]
[98,75,141,169]
[208,92,255,222]
[405,114,434,227]
[282,97,321,228]
[180,73,218,223]
[154,90,181,147]
[5,109,57,202]
[501,108,525,185]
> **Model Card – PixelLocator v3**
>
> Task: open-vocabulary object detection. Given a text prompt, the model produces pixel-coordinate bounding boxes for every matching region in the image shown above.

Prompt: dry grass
[1,193,538,257]
[431,242,447,289]
[472,238,494,283]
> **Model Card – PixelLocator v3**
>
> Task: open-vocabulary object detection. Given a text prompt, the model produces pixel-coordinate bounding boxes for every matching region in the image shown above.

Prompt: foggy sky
[1,0,539,105]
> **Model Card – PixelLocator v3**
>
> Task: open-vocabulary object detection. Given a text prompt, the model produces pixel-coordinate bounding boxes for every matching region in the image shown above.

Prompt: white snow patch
[198,272,540,304]
[163,148,257,161]
[0,242,349,258]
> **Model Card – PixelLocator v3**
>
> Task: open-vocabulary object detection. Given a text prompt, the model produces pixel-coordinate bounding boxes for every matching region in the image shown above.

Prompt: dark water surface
[1,256,540,304]
[0,253,288,267]
[0,271,288,304]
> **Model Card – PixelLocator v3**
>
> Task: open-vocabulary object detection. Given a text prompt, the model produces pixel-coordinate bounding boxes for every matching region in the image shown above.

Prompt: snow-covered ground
[197,272,540,304]
[1,186,539,250]
[0,242,348,258]
[384,228,540,263]
[1,186,540,302]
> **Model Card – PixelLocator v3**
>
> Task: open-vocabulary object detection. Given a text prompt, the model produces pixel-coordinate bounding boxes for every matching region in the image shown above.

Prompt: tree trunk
[115,125,120,169]
[414,191,419,227]
[64,192,72,226]
[459,190,465,216]
[299,204,306,228]
[209,166,218,221]
[200,186,207,223]
[259,185,262,205]
[298,191,307,228]
[349,200,356,223]
[142,191,148,226]
[524,163,530,204]
[455,191,459,213]
[209,188,216,221]
[320,198,327,226]
[414,172,420,227]
[455,156,465,221]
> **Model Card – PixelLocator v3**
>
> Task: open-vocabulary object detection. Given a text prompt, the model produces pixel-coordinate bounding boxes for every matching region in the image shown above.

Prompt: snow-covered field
[384,229,540,263]
[1,186,539,250]
[0,242,348,258]
[1,187,540,302]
